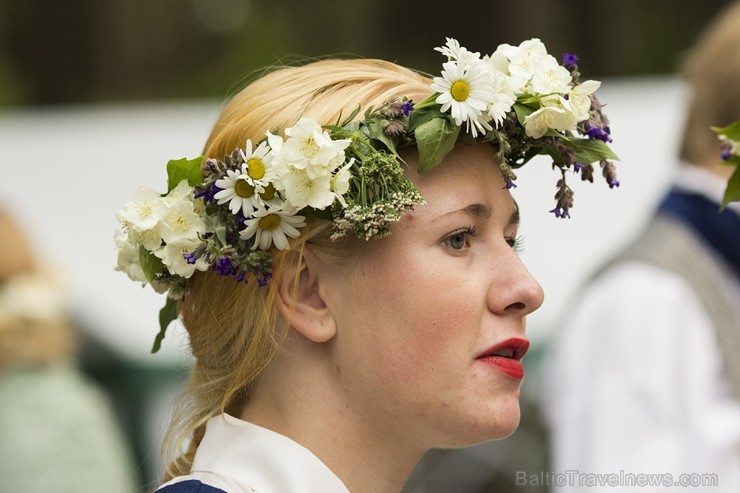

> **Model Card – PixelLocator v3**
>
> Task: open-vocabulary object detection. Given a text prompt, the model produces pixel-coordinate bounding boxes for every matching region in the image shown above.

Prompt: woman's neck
[241,342,425,493]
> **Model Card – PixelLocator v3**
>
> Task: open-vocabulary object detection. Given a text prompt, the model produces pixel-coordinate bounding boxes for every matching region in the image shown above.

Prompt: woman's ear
[276,246,337,343]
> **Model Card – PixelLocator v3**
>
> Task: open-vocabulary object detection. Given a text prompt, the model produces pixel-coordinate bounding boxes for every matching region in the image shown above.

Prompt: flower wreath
[713,121,740,208]
[115,38,618,352]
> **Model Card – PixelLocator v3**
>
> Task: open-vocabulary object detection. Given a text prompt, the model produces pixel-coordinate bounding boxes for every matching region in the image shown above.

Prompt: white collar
[192,413,350,493]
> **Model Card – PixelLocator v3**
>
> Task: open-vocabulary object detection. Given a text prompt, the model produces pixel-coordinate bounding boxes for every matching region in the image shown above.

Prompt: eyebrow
[443,202,519,226]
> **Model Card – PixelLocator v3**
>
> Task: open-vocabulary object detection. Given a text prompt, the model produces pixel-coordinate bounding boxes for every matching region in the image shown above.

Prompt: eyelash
[506,234,524,254]
[442,227,524,254]
[443,226,478,251]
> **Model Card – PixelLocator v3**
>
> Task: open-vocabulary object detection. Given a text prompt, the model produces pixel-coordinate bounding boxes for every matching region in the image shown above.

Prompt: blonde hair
[162,59,433,479]
[679,0,740,165]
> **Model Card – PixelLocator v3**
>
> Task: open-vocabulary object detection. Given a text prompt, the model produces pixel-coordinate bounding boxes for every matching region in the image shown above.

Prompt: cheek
[354,254,478,378]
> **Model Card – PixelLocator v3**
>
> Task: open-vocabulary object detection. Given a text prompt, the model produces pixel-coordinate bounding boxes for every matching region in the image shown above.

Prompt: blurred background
[0,0,734,491]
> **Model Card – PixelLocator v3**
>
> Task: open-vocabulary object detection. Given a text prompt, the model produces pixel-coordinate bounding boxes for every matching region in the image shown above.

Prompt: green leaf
[151,297,178,353]
[566,138,619,163]
[712,121,740,141]
[365,120,398,154]
[408,107,446,134]
[139,246,164,284]
[513,103,536,126]
[166,156,203,192]
[721,162,740,209]
[415,117,461,173]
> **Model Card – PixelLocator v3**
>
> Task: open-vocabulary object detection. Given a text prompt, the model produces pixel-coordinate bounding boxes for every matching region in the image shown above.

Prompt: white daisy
[214,168,265,216]
[431,60,495,137]
[434,38,481,67]
[240,206,306,251]
[241,139,278,184]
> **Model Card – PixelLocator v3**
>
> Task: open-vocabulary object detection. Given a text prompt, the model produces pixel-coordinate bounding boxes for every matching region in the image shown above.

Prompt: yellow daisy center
[259,214,281,231]
[450,80,470,102]
[260,183,276,201]
[234,179,255,198]
[246,158,266,180]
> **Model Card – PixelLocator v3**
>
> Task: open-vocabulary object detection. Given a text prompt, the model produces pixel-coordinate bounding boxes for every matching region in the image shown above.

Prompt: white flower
[330,159,354,207]
[524,102,578,138]
[240,139,278,184]
[568,80,601,121]
[117,186,167,232]
[281,118,351,179]
[128,227,162,252]
[281,168,334,209]
[114,231,147,284]
[431,60,495,137]
[214,168,265,216]
[158,199,206,244]
[154,241,208,278]
[487,71,516,127]
[434,38,481,67]
[719,134,740,155]
[505,38,549,86]
[162,179,193,207]
[240,206,306,251]
[530,54,572,95]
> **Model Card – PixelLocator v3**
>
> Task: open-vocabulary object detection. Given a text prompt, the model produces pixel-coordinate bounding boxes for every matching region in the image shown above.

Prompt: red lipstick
[476,338,530,379]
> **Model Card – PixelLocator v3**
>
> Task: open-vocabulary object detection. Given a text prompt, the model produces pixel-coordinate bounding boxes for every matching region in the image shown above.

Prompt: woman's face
[322,143,544,450]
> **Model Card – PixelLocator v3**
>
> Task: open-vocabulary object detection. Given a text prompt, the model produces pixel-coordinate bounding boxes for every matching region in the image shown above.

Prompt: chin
[445,401,522,449]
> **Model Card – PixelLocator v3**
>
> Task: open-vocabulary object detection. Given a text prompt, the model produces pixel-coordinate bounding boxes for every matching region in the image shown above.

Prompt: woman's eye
[506,234,523,253]
[443,227,476,252]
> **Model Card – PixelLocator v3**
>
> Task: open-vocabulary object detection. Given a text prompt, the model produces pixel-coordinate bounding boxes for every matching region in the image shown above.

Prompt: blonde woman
[115,38,616,492]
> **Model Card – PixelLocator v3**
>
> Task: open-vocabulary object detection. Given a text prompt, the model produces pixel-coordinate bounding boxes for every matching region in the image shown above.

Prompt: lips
[476,337,530,379]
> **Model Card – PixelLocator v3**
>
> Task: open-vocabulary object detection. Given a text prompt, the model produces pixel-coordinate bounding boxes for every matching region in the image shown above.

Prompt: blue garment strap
[156,479,228,493]
[658,189,740,279]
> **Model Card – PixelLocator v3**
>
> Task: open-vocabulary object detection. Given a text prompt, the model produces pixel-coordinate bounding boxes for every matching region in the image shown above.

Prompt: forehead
[402,144,515,220]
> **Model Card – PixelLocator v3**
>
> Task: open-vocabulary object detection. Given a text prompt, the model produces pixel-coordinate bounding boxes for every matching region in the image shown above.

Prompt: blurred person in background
[543,2,740,491]
[0,208,138,493]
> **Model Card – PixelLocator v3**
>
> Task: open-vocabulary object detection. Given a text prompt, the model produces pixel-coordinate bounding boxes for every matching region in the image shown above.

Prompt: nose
[487,249,544,317]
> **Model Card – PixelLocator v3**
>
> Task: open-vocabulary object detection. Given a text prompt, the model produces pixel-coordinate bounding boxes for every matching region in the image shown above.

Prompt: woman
[116,38,616,492]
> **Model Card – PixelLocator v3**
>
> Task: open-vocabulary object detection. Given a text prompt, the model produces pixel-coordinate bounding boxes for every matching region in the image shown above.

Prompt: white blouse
[159,414,350,493]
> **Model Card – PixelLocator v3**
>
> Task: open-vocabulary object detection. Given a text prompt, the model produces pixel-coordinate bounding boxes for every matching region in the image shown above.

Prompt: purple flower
[573,163,585,172]
[503,180,518,190]
[562,53,579,69]
[585,124,612,143]
[213,256,236,276]
[256,271,272,287]
[550,207,570,219]
[608,177,620,189]
[721,144,733,161]
[194,182,222,203]
[183,253,198,265]
[401,99,415,116]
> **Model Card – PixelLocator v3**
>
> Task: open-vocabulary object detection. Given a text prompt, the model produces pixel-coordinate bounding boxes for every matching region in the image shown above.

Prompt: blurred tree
[0,0,734,107]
